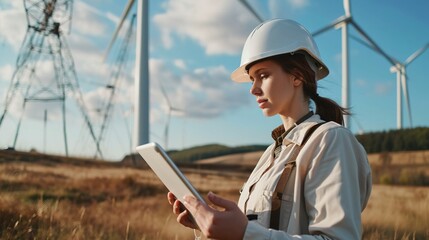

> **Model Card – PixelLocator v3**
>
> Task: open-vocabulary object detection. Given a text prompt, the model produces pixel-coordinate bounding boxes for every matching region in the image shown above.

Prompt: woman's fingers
[182,193,248,239]
[182,195,200,213]
[167,192,176,205]
[177,209,198,229]
[167,192,198,229]
[174,200,187,214]
[207,192,236,210]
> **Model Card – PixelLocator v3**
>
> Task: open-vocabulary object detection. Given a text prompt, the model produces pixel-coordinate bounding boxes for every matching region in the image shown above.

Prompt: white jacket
[238,115,372,239]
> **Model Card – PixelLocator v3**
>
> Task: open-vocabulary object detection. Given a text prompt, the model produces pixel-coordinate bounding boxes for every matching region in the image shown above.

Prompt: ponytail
[311,94,350,125]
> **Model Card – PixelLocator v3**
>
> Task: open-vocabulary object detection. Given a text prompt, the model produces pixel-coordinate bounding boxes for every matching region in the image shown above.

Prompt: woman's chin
[261,109,276,117]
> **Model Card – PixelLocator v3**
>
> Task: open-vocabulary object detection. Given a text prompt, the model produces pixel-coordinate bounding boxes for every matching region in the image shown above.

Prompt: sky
[0,0,428,161]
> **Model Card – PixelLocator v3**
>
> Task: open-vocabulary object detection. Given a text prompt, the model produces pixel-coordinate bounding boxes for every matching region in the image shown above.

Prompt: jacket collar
[271,114,323,146]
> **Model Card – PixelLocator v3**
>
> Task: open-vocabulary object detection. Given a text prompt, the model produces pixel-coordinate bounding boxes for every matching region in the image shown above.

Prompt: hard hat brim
[230,64,250,83]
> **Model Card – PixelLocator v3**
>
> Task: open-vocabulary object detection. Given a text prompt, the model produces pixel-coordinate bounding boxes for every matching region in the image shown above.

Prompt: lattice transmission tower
[0,0,102,158]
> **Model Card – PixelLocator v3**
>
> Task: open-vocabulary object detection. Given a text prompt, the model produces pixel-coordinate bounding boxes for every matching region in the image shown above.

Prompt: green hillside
[168,144,267,163]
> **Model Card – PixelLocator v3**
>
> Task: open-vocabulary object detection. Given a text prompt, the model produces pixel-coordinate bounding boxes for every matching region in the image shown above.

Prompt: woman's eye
[260,73,268,79]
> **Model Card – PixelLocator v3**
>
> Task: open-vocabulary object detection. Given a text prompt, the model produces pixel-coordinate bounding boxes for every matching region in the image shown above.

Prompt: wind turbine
[105,0,149,149]
[158,80,183,150]
[350,35,428,129]
[312,0,398,129]
[389,43,429,129]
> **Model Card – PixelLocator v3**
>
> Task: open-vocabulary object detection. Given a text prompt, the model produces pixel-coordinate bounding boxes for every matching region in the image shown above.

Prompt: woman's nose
[250,81,262,96]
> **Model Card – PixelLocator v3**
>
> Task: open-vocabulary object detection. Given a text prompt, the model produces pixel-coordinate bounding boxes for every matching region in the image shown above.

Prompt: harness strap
[269,122,326,230]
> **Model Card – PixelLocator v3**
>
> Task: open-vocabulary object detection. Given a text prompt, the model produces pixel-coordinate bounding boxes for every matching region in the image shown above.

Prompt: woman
[168,19,372,239]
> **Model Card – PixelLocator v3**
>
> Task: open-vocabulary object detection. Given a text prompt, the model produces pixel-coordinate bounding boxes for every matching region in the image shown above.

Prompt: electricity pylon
[0,0,102,158]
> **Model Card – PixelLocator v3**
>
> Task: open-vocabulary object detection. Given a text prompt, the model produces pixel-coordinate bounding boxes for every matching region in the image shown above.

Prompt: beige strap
[269,122,326,230]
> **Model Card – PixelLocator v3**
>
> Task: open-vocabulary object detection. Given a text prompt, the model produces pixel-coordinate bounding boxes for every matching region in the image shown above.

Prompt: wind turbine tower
[0,0,102,157]
[105,0,149,149]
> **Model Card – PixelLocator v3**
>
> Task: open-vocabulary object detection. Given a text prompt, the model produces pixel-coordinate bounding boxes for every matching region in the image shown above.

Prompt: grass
[1,150,429,239]
[362,185,429,239]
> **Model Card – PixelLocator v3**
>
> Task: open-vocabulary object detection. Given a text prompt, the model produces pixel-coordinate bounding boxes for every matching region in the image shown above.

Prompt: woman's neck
[280,108,311,130]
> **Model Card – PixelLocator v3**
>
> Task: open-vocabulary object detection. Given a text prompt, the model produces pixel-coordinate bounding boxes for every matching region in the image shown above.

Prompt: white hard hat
[231,19,329,82]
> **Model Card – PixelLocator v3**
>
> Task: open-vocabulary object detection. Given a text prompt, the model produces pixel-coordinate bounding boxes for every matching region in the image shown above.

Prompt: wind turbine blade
[350,34,401,73]
[238,0,264,23]
[104,0,135,61]
[350,20,398,67]
[404,43,429,66]
[343,0,351,17]
[312,15,350,37]
[401,69,413,127]
[349,34,375,51]
[159,80,172,109]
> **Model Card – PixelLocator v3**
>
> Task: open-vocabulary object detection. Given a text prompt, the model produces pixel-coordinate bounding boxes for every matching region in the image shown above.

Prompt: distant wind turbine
[350,35,428,129]
[389,43,428,128]
[159,80,183,150]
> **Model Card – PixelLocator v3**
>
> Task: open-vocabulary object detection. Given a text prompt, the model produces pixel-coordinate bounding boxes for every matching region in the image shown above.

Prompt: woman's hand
[182,192,248,240]
[167,192,198,229]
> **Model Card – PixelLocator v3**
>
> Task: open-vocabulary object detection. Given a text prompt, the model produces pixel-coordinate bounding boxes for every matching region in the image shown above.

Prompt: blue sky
[0,0,428,160]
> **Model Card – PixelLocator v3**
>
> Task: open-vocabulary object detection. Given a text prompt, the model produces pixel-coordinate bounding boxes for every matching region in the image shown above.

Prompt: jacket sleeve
[303,126,369,239]
[243,126,371,240]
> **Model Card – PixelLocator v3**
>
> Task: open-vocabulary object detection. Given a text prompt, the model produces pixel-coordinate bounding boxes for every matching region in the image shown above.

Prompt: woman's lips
[257,98,268,108]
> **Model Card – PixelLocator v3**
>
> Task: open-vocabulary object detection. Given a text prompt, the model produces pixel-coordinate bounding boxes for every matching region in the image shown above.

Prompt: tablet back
[136,142,205,203]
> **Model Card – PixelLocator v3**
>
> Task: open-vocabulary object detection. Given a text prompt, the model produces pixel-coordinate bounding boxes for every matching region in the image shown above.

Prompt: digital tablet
[136,142,206,205]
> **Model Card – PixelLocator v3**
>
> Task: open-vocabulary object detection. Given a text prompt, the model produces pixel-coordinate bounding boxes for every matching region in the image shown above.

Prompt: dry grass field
[1,149,428,239]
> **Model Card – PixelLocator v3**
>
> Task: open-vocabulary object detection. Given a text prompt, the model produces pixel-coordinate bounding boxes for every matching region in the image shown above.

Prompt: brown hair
[267,53,350,125]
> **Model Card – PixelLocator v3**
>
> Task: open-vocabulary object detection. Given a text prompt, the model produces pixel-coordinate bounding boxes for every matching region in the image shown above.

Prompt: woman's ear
[291,69,304,87]
[293,77,303,87]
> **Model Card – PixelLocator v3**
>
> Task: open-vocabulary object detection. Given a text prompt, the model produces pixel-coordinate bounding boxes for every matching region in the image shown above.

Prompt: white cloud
[153,0,259,55]
[150,60,251,119]
[72,0,109,37]
[68,33,111,81]
[0,3,26,50]
[3,91,64,121]
[105,12,120,25]
[82,87,112,121]
[174,59,187,70]
[268,0,309,18]
[0,64,14,83]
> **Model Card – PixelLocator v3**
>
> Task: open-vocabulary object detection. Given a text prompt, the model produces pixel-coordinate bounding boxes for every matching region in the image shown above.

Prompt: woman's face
[248,59,301,117]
